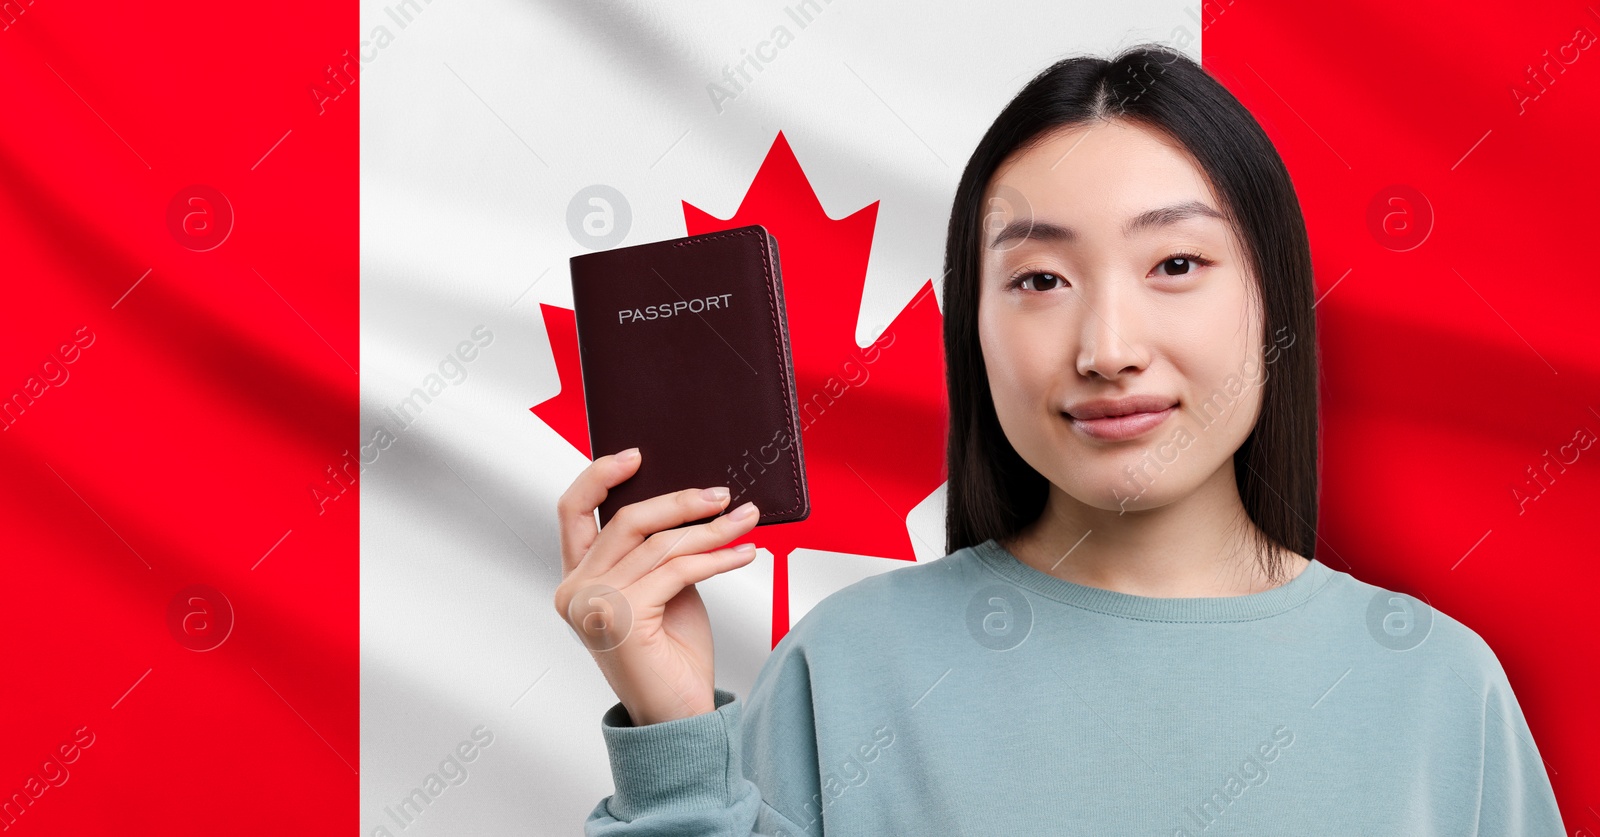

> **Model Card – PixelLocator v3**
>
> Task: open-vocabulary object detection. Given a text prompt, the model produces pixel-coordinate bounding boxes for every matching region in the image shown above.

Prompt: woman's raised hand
[553,448,761,726]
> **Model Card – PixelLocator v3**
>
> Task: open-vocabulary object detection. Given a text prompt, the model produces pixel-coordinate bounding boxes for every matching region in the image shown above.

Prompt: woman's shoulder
[1311,561,1517,687]
[779,542,991,652]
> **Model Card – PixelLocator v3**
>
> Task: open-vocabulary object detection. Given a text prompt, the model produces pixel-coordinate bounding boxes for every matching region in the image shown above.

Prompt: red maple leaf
[532,132,948,646]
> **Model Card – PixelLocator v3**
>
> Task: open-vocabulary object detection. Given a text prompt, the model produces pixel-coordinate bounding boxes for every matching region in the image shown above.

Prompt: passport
[568,224,810,529]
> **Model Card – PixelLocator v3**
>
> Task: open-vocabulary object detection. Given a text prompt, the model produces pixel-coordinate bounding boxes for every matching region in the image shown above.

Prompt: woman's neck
[1000,459,1309,598]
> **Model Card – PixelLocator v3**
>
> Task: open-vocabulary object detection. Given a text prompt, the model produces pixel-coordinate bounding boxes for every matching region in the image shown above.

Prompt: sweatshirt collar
[971,537,1335,623]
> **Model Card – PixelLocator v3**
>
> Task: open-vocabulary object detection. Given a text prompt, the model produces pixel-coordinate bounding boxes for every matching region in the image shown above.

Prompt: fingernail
[732,501,758,521]
[734,543,756,554]
[618,447,639,462]
[701,486,730,503]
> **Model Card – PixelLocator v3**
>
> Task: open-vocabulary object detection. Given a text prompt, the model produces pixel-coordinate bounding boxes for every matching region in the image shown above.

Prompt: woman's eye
[1014,272,1064,292]
[1156,254,1210,277]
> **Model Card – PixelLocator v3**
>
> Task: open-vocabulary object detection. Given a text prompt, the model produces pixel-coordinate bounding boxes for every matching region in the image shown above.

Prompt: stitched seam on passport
[674,228,802,516]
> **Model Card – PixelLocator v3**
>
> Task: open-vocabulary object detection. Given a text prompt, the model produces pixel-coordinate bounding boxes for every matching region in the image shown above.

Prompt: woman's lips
[1066,405,1176,441]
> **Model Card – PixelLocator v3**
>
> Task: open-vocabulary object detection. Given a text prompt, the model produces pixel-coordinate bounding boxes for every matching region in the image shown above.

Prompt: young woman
[555,44,1565,835]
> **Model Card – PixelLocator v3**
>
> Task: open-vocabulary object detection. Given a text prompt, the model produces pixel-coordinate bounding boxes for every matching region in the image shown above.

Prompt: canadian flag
[0,1,1592,834]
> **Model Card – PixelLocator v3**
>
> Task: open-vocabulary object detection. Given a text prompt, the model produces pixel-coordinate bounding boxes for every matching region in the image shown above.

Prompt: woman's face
[977,118,1272,515]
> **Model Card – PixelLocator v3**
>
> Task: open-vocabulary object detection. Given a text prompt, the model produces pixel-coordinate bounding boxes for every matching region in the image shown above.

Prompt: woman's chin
[1053,474,1184,515]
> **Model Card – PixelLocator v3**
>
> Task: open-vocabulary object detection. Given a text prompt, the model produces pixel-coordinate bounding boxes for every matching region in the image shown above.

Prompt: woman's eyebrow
[988,199,1225,248]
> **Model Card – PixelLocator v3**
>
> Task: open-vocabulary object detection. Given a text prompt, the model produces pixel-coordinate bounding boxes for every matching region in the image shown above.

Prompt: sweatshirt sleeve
[584,629,825,836]
[1473,660,1565,836]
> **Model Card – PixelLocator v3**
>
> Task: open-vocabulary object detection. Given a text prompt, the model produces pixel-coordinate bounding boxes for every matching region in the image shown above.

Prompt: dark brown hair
[942,43,1320,583]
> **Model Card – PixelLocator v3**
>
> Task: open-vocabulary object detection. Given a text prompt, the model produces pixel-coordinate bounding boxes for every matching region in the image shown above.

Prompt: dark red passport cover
[569,224,810,528]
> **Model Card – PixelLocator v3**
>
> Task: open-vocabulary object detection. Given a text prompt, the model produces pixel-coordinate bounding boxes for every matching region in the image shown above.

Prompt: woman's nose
[1074,283,1150,380]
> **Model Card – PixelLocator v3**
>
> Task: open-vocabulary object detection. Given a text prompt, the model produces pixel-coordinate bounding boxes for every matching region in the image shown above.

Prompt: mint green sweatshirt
[584,538,1565,835]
